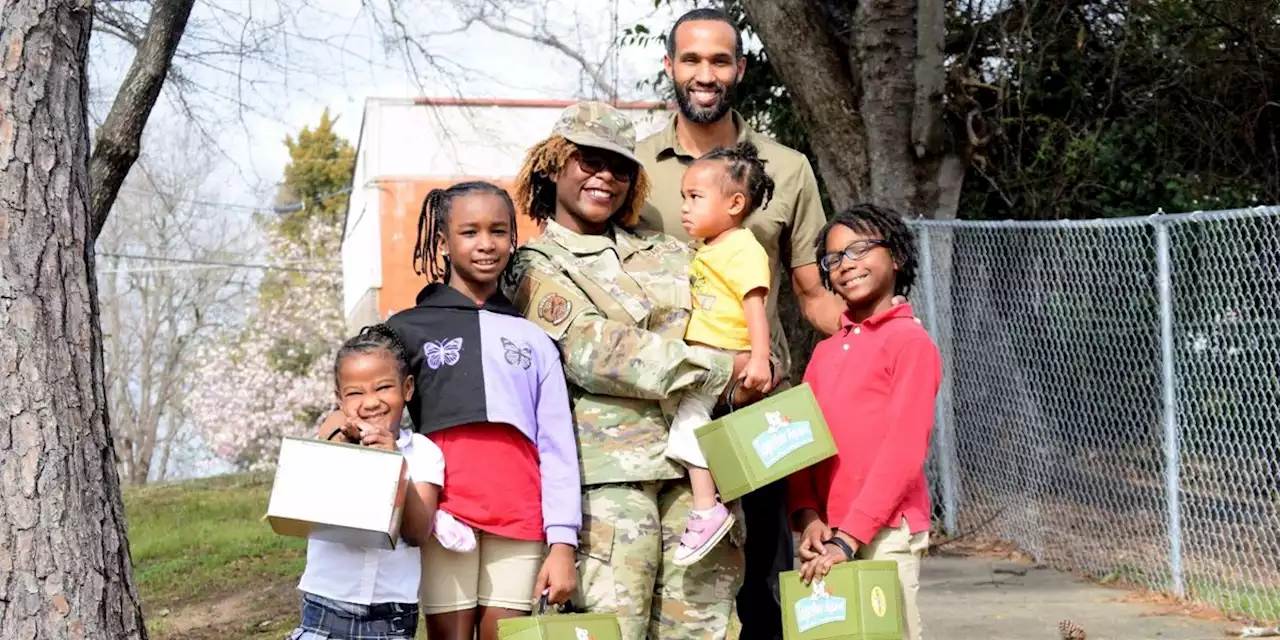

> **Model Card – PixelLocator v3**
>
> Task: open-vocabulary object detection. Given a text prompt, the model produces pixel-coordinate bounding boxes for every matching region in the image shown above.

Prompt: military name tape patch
[538,293,572,326]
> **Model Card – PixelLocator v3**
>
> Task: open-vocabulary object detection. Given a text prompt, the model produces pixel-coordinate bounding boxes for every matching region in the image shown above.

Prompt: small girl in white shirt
[289,324,444,640]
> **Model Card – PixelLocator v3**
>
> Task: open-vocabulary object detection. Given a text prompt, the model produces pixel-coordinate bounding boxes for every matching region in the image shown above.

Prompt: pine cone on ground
[1058,619,1086,640]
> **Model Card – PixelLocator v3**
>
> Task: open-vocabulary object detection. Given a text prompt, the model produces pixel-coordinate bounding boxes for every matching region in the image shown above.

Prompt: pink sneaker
[433,510,476,552]
[673,503,735,566]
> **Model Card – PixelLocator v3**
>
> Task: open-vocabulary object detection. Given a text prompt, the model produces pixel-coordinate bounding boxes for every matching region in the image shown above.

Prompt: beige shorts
[857,518,930,640]
[419,531,543,614]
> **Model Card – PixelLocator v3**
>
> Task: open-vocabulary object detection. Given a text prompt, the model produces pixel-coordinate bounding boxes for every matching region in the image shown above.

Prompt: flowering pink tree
[186,217,345,469]
[187,113,352,470]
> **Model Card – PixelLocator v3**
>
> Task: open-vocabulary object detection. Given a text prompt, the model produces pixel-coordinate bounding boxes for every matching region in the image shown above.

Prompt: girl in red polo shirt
[788,203,941,640]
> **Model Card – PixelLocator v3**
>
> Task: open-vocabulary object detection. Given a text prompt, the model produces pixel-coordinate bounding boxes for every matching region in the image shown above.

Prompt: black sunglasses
[819,239,889,272]
[575,148,636,182]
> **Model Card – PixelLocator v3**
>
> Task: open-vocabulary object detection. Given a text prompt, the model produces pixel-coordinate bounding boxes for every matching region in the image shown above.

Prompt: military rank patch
[538,293,572,326]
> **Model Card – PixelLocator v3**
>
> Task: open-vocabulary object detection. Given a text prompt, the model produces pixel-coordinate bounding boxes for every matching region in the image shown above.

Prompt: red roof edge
[412,97,673,110]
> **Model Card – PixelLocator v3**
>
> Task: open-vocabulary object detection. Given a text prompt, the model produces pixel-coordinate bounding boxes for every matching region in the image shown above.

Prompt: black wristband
[824,535,855,561]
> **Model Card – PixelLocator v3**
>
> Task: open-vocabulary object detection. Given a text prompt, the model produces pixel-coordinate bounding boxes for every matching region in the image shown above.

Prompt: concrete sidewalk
[920,555,1230,640]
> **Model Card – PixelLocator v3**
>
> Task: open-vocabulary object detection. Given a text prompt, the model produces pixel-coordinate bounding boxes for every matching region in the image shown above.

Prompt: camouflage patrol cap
[551,101,639,164]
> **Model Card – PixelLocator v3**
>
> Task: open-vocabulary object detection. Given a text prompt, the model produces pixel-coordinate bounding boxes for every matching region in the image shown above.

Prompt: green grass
[125,472,306,639]
[1190,582,1280,623]
[1097,562,1280,623]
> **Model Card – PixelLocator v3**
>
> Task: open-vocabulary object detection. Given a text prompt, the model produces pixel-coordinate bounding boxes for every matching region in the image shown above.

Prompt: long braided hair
[412,181,519,285]
[696,141,776,216]
[333,323,412,386]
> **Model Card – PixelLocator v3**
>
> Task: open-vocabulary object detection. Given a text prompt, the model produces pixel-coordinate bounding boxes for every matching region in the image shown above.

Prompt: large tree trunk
[736,0,870,209]
[0,2,149,638]
[739,0,964,220]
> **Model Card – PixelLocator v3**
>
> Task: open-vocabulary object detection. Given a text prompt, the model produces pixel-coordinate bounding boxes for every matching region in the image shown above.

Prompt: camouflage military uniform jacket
[508,220,735,486]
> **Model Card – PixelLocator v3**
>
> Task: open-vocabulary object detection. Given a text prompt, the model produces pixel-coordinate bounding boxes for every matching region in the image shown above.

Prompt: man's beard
[673,79,737,125]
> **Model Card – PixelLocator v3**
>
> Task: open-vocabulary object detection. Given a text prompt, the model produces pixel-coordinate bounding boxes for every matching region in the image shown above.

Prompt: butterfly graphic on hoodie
[423,338,463,370]
[501,337,533,370]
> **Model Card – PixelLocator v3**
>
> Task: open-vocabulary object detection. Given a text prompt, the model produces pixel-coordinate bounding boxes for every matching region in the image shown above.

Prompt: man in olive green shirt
[634,8,847,640]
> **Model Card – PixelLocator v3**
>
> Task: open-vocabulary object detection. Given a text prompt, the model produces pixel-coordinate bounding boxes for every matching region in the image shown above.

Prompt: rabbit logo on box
[794,578,847,632]
[752,411,816,469]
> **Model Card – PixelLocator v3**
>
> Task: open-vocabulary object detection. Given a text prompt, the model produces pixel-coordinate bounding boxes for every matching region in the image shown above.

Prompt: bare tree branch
[98,123,252,484]
[468,1,617,99]
[90,0,196,242]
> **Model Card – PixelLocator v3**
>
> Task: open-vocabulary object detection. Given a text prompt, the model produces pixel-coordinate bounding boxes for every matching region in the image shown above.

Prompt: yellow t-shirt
[685,228,771,351]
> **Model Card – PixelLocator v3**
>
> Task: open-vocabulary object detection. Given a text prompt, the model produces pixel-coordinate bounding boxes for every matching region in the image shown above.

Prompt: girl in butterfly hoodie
[384,182,580,640]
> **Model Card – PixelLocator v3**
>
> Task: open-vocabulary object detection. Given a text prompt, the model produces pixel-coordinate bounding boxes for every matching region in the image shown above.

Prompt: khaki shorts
[419,531,543,614]
[857,518,930,640]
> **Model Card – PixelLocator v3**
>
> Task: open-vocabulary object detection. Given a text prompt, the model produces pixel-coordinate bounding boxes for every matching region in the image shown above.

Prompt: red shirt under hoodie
[788,303,942,544]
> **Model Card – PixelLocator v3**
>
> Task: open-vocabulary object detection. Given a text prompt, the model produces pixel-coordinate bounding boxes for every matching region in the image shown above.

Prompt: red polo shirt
[788,303,942,544]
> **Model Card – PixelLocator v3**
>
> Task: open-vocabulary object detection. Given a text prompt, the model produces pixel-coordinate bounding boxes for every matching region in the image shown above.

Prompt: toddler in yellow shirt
[669,141,775,566]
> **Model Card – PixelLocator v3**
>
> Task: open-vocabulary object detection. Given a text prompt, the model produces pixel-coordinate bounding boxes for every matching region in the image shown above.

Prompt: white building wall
[342,102,382,321]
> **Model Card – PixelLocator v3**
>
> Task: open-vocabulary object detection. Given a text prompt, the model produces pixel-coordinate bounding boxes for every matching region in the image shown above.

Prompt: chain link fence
[909,206,1280,622]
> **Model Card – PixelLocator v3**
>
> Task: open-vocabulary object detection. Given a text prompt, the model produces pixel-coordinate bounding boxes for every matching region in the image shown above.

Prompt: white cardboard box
[265,436,409,550]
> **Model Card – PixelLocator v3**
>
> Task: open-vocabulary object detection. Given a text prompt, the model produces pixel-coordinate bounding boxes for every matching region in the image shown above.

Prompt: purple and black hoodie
[385,283,582,547]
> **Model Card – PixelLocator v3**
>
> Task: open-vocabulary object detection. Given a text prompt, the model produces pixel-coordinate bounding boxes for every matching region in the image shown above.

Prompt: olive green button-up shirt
[634,111,828,385]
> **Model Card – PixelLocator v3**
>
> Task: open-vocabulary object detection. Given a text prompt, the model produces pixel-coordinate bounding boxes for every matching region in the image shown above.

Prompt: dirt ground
[921,554,1232,640]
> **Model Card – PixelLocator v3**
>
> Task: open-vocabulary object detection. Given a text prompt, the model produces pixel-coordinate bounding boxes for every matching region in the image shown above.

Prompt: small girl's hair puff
[413,181,519,285]
[333,324,411,385]
[815,203,919,296]
[512,135,651,227]
[696,140,776,216]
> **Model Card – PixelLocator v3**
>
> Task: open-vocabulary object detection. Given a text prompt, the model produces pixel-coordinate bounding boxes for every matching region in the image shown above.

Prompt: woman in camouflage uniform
[506,102,755,640]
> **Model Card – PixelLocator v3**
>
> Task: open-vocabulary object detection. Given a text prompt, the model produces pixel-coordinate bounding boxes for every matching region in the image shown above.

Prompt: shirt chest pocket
[627,253,692,317]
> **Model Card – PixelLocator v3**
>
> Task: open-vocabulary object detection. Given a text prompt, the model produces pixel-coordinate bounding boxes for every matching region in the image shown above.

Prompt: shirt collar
[541,219,654,260]
[653,110,754,160]
[395,428,414,450]
[840,302,916,333]
[413,282,519,317]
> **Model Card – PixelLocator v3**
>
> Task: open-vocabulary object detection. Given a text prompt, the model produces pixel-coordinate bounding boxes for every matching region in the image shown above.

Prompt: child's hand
[800,549,840,584]
[350,418,398,452]
[742,356,773,394]
[800,531,856,584]
[534,543,577,605]
[796,512,832,562]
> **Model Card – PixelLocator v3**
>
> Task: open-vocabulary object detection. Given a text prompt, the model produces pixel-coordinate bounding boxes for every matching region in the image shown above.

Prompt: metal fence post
[917,225,959,536]
[1155,219,1185,597]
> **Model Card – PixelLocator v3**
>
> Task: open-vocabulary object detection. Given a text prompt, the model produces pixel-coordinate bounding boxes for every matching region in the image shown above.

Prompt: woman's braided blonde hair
[512,135,651,228]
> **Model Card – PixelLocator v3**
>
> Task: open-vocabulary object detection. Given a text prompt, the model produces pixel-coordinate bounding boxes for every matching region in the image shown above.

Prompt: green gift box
[780,561,903,640]
[695,383,838,502]
[497,598,622,640]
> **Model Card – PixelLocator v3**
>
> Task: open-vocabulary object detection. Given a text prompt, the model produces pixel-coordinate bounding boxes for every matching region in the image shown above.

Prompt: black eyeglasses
[819,239,888,272]
[575,149,636,182]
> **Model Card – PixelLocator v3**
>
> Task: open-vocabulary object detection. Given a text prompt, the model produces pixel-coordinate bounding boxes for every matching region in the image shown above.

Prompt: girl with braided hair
[383,181,580,640]
[290,324,444,639]
[666,140,777,566]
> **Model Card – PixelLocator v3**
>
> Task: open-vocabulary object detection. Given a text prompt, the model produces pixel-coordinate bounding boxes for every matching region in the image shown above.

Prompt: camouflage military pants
[574,480,744,640]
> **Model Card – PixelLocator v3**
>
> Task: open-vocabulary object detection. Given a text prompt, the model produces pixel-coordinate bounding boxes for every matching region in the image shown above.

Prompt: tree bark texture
[738,0,870,210]
[88,0,195,242]
[0,1,148,638]
[741,0,965,220]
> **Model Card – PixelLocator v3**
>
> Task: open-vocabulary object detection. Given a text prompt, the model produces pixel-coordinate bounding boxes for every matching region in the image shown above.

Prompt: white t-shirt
[297,429,443,605]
